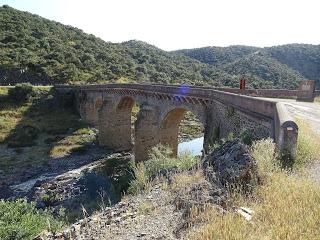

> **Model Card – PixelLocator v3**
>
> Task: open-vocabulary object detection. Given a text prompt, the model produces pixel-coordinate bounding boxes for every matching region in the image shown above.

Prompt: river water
[178,137,204,156]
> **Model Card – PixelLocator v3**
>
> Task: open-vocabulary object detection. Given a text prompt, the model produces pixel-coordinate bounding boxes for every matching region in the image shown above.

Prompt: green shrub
[0,199,64,240]
[144,144,175,176]
[8,83,34,103]
[41,193,58,206]
[128,144,199,194]
[240,129,253,145]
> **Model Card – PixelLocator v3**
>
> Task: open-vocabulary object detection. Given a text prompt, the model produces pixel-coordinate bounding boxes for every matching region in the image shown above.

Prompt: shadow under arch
[94,97,103,110]
[117,96,135,110]
[160,107,204,156]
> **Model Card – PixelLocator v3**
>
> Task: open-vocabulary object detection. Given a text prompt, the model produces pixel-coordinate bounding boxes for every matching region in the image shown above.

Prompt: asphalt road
[258,98,320,134]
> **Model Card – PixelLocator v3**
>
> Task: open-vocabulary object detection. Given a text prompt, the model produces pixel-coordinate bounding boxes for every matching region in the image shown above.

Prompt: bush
[0,199,64,240]
[240,129,253,145]
[8,83,34,103]
[128,144,199,194]
[145,144,198,176]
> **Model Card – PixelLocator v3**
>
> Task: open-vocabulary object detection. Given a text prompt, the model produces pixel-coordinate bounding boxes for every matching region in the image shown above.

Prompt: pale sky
[1,0,320,50]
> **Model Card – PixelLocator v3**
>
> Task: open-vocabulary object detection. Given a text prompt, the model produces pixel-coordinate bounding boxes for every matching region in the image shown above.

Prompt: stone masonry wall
[204,99,272,151]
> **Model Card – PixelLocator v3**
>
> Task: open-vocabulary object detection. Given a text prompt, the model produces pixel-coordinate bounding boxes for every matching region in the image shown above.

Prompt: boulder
[203,138,260,191]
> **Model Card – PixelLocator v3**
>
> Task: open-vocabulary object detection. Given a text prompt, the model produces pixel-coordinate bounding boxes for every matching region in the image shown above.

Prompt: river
[178,137,204,156]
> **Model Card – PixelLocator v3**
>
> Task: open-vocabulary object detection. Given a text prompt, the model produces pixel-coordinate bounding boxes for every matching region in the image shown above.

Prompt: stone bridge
[55,84,298,161]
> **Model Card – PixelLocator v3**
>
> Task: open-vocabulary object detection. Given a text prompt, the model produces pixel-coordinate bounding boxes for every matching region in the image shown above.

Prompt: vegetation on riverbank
[129,145,198,194]
[179,111,204,142]
[187,120,320,240]
[0,199,64,240]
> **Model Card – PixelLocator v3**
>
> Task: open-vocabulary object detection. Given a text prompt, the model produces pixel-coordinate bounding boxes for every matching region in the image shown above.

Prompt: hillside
[0,5,318,89]
[173,45,259,66]
[221,52,305,89]
[267,44,320,87]
[0,5,233,86]
[175,44,320,88]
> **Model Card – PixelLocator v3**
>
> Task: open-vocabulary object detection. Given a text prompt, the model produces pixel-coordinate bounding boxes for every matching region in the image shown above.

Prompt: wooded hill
[1,5,319,89]
[174,44,320,88]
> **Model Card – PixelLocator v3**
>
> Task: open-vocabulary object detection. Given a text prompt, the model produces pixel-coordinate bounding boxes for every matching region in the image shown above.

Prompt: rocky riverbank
[1,144,134,221]
[36,139,259,240]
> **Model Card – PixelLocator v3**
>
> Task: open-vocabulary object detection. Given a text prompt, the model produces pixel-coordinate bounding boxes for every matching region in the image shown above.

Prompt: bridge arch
[117,96,135,110]
[160,107,205,156]
[94,97,103,109]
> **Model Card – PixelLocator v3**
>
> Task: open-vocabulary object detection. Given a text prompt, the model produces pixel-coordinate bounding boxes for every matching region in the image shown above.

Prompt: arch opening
[160,108,204,157]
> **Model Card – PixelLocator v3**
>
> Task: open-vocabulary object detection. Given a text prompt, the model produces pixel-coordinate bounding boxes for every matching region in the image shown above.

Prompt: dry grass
[137,201,155,215]
[188,170,320,240]
[187,135,320,240]
[49,128,96,157]
[295,118,320,166]
[251,138,279,175]
[315,96,320,104]
[128,162,150,194]
[169,170,204,194]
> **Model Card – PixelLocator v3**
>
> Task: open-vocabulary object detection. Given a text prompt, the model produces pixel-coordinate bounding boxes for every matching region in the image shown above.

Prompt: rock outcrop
[203,138,260,190]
